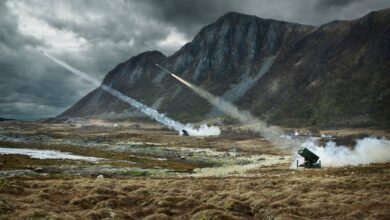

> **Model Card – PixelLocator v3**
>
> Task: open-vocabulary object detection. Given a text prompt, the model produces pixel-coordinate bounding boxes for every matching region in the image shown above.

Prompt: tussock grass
[1,163,389,219]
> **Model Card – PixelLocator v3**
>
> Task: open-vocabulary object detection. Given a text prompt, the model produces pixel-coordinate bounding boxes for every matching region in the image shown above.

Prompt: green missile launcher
[297,148,321,168]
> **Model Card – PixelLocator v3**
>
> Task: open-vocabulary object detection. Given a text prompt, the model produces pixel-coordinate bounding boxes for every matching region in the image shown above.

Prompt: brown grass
[0,163,389,219]
[1,122,389,219]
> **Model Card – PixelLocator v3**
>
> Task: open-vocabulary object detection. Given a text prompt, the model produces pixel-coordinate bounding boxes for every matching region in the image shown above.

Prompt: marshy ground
[0,119,389,219]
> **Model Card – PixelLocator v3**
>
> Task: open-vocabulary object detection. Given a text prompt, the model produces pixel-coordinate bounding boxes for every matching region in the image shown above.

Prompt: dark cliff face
[238,9,390,127]
[61,9,390,128]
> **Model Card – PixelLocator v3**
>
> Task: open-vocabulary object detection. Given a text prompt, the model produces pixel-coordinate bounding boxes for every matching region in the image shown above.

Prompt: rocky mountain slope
[60,9,390,128]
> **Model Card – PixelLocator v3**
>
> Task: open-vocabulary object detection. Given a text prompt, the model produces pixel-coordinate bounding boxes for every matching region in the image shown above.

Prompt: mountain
[60,9,390,128]
[0,118,15,122]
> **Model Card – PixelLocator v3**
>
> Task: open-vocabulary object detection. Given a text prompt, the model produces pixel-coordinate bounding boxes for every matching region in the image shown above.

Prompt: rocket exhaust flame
[155,64,193,88]
[170,73,193,88]
[42,52,220,136]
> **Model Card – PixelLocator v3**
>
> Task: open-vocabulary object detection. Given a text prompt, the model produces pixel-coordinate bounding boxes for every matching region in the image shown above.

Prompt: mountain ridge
[60,8,390,128]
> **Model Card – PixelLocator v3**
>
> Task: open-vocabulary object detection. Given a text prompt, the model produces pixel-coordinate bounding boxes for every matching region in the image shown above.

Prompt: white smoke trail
[294,137,390,167]
[158,64,390,168]
[43,51,101,86]
[43,52,220,136]
[156,64,298,149]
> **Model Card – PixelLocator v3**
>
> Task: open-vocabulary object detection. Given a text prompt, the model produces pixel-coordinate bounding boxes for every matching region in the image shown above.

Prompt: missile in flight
[155,64,193,88]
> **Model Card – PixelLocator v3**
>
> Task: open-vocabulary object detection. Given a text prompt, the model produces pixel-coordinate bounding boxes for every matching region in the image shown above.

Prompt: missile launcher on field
[297,148,321,168]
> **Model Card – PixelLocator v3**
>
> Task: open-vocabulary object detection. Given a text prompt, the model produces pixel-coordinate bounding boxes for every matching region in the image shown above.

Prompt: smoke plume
[160,65,390,167]
[295,137,390,167]
[43,52,220,136]
[174,70,390,166]
[156,64,298,149]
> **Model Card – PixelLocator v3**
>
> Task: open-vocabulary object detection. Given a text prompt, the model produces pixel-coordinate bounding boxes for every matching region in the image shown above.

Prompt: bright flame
[171,73,193,88]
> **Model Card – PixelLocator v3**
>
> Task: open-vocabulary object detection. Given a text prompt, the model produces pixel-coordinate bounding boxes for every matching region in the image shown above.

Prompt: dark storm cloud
[41,2,169,45]
[141,0,390,37]
[317,0,363,8]
[0,1,41,49]
[0,1,95,120]
[0,48,93,120]
[311,0,390,23]
[140,0,231,38]
[0,0,389,120]
[19,0,177,76]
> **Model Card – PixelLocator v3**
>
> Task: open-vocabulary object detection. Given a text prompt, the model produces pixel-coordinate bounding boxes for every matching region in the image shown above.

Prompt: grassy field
[1,164,389,219]
[0,120,389,219]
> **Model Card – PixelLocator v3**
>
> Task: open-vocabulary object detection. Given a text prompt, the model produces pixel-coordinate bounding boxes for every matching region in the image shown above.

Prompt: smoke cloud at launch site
[296,137,390,167]
[164,66,390,167]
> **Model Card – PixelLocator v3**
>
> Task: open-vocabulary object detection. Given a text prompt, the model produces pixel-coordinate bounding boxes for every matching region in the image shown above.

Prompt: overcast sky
[1,0,389,120]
